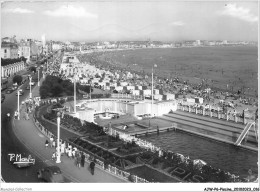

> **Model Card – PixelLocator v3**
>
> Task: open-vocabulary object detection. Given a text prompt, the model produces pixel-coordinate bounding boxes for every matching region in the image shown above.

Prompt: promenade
[13,79,127,183]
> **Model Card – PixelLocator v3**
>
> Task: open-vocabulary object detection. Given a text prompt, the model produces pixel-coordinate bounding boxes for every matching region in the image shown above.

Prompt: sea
[98,46,258,95]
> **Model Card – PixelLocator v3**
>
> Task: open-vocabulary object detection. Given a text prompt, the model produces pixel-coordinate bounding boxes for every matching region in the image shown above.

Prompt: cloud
[3,8,34,14]
[43,5,98,18]
[169,21,185,26]
[219,3,258,23]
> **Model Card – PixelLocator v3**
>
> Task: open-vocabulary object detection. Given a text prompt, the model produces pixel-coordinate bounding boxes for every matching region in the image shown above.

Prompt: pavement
[12,78,127,183]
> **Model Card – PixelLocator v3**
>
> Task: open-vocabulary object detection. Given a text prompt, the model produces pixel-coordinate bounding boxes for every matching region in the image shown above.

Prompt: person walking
[61,142,65,155]
[45,139,49,148]
[50,136,54,147]
[52,152,56,160]
[65,147,69,157]
[80,152,85,168]
[89,159,96,175]
[68,148,72,159]
[52,140,56,149]
[6,113,10,121]
[76,152,81,168]
[72,149,76,159]
[14,111,18,120]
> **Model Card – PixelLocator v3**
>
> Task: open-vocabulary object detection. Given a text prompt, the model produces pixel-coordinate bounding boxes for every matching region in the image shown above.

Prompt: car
[6,89,14,94]
[11,86,18,91]
[37,166,65,183]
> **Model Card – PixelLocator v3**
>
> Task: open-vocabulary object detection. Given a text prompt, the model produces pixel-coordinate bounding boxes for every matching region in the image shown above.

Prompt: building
[1,42,19,59]
[52,43,63,51]
[18,39,30,60]
[18,39,40,61]
[64,98,178,123]
[1,61,25,78]
[223,40,228,45]
[196,40,201,46]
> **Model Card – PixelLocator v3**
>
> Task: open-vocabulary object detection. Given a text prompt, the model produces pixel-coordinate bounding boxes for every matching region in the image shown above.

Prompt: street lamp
[17,89,20,120]
[38,69,40,86]
[89,80,92,102]
[151,64,157,117]
[74,75,77,114]
[29,76,32,99]
[56,112,61,163]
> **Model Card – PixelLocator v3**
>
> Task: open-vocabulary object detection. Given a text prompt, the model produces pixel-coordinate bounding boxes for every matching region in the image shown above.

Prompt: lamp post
[29,76,32,99]
[38,69,40,86]
[151,64,157,117]
[56,112,61,163]
[74,75,77,114]
[152,66,154,117]
[17,89,20,120]
[89,81,92,102]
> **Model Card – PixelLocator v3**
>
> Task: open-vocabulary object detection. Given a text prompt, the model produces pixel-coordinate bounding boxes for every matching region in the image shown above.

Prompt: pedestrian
[52,140,56,149]
[26,111,30,120]
[50,136,54,147]
[52,152,56,160]
[65,147,69,157]
[76,152,81,168]
[89,159,96,175]
[14,111,18,120]
[81,152,85,167]
[61,142,65,155]
[7,113,11,121]
[68,148,72,159]
[72,149,76,159]
[45,139,49,148]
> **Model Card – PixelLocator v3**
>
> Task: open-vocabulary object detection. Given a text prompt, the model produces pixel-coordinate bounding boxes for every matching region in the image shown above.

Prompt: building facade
[18,40,30,60]
[1,42,19,59]
[1,61,25,78]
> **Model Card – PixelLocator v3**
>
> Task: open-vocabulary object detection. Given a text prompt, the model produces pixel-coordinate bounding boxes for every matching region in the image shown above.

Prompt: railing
[177,104,250,124]
[32,108,149,183]
[108,128,160,153]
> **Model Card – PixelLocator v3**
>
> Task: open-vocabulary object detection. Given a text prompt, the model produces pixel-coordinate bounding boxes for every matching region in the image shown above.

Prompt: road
[1,63,70,182]
[1,77,45,182]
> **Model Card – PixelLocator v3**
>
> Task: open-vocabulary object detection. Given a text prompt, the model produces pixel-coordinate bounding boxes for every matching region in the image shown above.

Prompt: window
[4,49,7,53]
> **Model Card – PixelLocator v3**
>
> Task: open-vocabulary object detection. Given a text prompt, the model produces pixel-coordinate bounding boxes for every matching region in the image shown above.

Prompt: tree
[78,85,91,93]
[29,66,37,73]
[20,56,27,63]
[13,75,23,85]
[61,79,72,89]
[113,90,118,93]
[52,84,63,97]
[39,85,50,99]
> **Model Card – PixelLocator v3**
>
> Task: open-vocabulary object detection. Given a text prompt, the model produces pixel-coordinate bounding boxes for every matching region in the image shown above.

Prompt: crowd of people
[45,135,96,175]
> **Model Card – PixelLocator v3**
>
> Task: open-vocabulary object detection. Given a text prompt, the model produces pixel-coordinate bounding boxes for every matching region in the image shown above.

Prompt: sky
[1,1,258,42]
